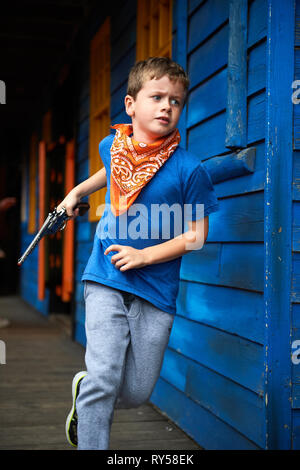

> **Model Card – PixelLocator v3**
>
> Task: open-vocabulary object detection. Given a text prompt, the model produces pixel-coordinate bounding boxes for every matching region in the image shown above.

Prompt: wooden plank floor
[0,296,201,450]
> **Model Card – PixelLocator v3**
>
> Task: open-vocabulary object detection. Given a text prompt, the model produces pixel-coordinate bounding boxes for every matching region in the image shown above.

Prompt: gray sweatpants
[76,280,174,450]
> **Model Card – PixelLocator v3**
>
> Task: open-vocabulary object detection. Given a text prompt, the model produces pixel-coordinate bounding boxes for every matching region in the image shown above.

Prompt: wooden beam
[203,147,256,184]
[225,0,248,149]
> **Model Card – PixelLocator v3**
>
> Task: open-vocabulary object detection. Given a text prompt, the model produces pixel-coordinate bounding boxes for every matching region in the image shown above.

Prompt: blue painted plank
[292,409,300,449]
[247,91,266,144]
[78,94,89,124]
[180,242,221,284]
[74,300,85,323]
[77,137,89,164]
[292,382,300,409]
[187,91,265,159]
[74,321,87,347]
[188,23,229,90]
[293,202,300,251]
[151,377,260,449]
[180,243,264,292]
[248,39,266,96]
[110,82,128,121]
[111,109,131,126]
[77,158,89,183]
[77,119,89,145]
[293,50,300,149]
[188,112,227,159]
[292,252,300,302]
[207,191,264,243]
[295,0,300,47]
[220,243,264,290]
[293,151,300,200]
[292,324,300,387]
[188,0,206,15]
[188,0,229,53]
[111,16,136,68]
[75,240,93,265]
[168,315,264,394]
[78,78,89,105]
[187,68,227,129]
[160,348,264,447]
[176,280,264,343]
[110,47,136,94]
[248,0,267,48]
[76,221,92,242]
[292,302,300,330]
[74,281,84,304]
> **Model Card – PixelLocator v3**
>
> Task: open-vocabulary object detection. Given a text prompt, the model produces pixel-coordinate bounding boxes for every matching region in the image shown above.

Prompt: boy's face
[125,75,186,144]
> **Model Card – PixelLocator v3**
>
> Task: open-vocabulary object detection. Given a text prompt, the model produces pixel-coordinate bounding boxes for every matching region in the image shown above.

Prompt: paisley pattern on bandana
[110,123,180,216]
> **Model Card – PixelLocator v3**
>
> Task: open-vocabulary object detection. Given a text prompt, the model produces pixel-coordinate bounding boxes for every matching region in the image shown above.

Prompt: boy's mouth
[156,116,170,124]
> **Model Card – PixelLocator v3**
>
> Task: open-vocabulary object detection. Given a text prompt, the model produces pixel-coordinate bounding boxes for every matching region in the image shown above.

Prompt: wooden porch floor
[0,296,201,450]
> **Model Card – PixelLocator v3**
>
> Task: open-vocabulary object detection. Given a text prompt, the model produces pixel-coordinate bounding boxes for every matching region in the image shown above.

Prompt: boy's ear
[125,94,135,117]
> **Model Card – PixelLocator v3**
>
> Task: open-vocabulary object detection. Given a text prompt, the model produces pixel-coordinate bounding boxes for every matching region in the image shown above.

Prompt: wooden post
[225,0,248,149]
[62,140,75,302]
[264,0,294,450]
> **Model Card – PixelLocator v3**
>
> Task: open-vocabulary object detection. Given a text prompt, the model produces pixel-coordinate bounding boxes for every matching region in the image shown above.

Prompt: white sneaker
[65,371,87,447]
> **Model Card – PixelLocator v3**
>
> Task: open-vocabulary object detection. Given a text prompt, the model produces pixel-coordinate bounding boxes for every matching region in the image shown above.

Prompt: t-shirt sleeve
[98,134,114,173]
[182,161,220,220]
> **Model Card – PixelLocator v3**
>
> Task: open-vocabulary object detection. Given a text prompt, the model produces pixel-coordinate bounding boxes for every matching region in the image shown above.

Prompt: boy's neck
[131,126,173,145]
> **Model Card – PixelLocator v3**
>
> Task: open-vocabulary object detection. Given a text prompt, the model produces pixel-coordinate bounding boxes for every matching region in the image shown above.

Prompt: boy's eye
[152,95,161,101]
[170,98,180,106]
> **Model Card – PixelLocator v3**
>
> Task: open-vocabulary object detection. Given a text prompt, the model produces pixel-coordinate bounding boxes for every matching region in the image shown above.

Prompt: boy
[59,57,219,450]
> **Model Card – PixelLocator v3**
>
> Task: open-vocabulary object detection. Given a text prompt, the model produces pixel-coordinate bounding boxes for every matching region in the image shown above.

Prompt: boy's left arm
[105,217,209,271]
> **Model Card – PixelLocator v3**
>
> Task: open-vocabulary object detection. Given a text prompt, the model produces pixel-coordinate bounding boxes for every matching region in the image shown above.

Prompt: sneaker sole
[65,371,87,447]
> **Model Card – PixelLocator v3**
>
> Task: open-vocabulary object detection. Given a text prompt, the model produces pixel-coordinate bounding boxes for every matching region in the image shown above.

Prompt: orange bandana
[110,124,181,216]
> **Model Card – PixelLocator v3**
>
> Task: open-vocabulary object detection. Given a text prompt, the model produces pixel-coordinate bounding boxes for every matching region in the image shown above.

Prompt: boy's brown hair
[127,57,190,101]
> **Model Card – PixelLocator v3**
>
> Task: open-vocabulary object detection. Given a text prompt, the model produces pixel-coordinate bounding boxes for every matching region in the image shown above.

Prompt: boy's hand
[104,245,149,271]
[57,190,81,218]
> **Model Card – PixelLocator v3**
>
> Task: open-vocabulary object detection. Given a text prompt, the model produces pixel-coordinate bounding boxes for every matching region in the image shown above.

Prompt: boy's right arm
[57,166,107,217]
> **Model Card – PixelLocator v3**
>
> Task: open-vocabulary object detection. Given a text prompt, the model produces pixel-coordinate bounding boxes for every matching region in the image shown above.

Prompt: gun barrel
[17,213,52,265]
[17,233,43,266]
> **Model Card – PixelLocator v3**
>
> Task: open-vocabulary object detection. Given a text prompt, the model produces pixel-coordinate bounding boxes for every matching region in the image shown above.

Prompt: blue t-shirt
[82,133,219,315]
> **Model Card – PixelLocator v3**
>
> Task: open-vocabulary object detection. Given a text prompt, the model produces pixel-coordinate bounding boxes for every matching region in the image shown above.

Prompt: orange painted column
[38,141,46,301]
[61,139,75,302]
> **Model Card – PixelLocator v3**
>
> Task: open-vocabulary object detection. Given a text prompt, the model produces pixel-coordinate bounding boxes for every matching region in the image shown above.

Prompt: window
[89,18,110,222]
[136,0,173,60]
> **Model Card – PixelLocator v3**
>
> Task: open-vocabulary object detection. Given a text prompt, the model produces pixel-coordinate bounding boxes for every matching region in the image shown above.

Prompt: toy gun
[17,202,90,266]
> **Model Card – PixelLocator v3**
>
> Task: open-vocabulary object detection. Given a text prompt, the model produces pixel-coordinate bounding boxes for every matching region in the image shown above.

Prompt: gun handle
[76,202,90,216]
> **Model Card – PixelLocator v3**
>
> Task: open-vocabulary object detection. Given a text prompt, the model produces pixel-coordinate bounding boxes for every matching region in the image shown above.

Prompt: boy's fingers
[105,245,121,255]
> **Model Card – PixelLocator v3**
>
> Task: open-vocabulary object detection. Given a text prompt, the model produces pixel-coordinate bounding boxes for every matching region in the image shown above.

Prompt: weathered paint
[264,0,294,450]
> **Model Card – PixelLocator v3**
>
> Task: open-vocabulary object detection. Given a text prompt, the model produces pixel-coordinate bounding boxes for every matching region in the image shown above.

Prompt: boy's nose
[160,99,171,112]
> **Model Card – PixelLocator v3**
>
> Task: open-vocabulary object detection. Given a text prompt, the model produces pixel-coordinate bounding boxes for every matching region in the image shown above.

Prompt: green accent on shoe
[65,371,87,447]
